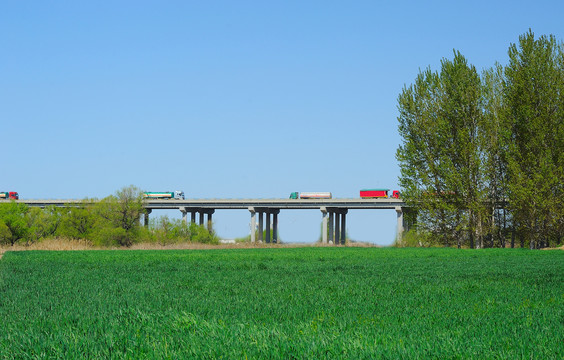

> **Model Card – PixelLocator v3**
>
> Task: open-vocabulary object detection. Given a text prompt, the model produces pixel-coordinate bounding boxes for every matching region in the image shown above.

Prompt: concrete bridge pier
[258,209,264,242]
[180,207,188,224]
[199,210,205,225]
[328,211,334,244]
[335,211,341,244]
[144,209,152,227]
[395,206,404,243]
[249,207,257,243]
[196,209,214,231]
[321,208,347,245]
[265,210,271,243]
[272,210,279,243]
[204,209,214,232]
[266,209,280,244]
[180,208,214,232]
[248,207,279,243]
[321,207,328,244]
[340,209,347,245]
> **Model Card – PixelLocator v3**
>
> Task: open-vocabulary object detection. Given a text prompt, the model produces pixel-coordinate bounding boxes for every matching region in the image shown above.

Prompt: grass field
[0,248,562,359]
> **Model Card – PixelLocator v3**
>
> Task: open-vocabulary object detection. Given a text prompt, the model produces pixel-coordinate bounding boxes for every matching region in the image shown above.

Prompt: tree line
[396,30,563,249]
[0,185,218,247]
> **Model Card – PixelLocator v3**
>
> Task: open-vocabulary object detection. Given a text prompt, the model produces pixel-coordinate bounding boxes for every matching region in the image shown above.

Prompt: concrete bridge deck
[13,198,405,209]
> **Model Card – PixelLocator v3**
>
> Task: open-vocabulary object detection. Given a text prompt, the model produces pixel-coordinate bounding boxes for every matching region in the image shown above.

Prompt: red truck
[0,192,19,200]
[360,189,400,199]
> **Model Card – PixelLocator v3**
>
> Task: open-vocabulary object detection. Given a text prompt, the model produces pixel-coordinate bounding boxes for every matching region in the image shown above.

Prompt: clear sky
[2,1,562,245]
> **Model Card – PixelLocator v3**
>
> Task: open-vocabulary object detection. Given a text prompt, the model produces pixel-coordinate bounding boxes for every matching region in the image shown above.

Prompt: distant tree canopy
[0,185,218,247]
[397,30,563,249]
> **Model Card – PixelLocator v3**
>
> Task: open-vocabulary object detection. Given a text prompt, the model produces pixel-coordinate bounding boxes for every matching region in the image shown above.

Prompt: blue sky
[2,1,562,245]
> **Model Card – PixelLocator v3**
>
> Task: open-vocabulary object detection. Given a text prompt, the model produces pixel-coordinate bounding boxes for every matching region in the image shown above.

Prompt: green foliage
[188,222,219,244]
[25,206,62,244]
[0,248,562,358]
[56,200,97,240]
[237,229,281,244]
[0,202,29,245]
[149,215,191,245]
[0,221,11,245]
[503,30,564,248]
[93,185,145,246]
[397,51,487,247]
[397,30,563,248]
[0,185,225,247]
[234,234,252,243]
[393,228,434,247]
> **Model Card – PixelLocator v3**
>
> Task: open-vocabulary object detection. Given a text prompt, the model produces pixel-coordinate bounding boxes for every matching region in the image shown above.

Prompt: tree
[25,206,62,244]
[397,51,486,247]
[0,202,29,245]
[502,30,564,248]
[94,185,145,246]
[482,64,511,247]
[397,65,458,246]
[57,200,97,240]
[439,52,487,248]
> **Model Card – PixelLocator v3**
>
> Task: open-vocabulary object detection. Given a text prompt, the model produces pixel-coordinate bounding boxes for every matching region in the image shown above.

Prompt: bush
[393,229,434,247]
[92,227,130,247]
[0,202,29,246]
[189,223,219,244]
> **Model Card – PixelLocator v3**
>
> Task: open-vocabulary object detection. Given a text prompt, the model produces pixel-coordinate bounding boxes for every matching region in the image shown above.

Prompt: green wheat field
[0,248,562,359]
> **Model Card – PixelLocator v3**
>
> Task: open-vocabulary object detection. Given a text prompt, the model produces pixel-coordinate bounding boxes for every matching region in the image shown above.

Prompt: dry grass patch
[0,238,378,254]
[541,244,564,250]
[1,238,94,252]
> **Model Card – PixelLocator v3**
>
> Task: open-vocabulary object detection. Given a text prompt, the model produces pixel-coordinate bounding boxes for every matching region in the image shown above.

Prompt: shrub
[189,223,219,244]
[92,227,129,247]
[393,229,434,247]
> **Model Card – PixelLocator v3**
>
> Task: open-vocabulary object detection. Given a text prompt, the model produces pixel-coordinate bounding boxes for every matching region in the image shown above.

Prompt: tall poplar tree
[397,51,485,247]
[502,30,564,248]
[397,67,456,245]
[439,52,486,248]
[482,64,510,247]
[397,31,563,248]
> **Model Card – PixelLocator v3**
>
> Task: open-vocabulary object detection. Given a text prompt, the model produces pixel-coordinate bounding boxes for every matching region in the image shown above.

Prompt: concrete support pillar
[321,207,328,244]
[144,209,152,227]
[180,208,188,225]
[207,210,215,232]
[249,207,256,243]
[328,211,334,244]
[265,211,271,244]
[395,206,404,243]
[335,211,341,245]
[340,209,348,245]
[258,211,264,242]
[191,211,196,224]
[272,209,279,243]
[199,210,204,226]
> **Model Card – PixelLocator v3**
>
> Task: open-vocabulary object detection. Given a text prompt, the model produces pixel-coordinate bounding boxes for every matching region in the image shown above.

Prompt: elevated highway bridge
[9,198,408,245]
